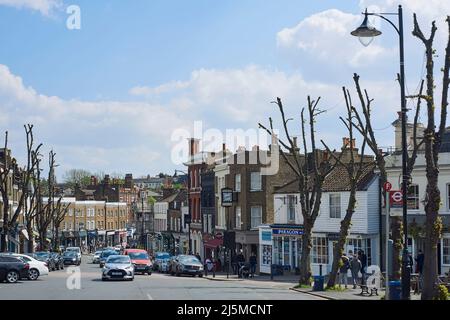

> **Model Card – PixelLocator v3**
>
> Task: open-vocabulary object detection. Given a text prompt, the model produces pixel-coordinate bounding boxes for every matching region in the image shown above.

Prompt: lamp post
[351,5,410,300]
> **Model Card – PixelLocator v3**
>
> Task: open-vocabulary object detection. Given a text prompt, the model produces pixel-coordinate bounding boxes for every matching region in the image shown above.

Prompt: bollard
[270,264,274,280]
[319,264,323,277]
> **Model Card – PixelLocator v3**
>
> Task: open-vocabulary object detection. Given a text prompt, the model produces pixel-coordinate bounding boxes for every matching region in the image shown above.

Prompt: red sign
[390,190,403,208]
[384,182,392,192]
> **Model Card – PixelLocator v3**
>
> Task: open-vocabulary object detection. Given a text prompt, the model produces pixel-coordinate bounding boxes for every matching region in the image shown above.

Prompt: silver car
[92,251,102,264]
[101,255,134,281]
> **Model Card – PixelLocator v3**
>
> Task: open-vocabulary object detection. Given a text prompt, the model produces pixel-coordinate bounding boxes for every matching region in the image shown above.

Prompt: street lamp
[351,5,410,300]
[140,190,146,249]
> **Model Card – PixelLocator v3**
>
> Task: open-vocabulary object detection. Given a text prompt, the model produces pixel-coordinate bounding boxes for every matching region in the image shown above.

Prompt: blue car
[154,252,171,272]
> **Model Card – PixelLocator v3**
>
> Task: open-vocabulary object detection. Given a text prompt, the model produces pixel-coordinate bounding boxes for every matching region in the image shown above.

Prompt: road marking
[147,293,154,300]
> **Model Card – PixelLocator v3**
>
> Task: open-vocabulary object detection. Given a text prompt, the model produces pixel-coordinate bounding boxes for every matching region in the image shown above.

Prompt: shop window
[262,245,272,266]
[312,237,328,264]
[329,194,341,218]
[283,238,290,266]
[407,185,420,210]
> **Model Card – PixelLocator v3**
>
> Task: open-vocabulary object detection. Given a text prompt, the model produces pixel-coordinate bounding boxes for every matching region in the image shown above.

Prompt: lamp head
[351,9,382,47]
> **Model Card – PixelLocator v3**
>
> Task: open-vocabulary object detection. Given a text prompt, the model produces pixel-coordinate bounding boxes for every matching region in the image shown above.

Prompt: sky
[0,0,449,180]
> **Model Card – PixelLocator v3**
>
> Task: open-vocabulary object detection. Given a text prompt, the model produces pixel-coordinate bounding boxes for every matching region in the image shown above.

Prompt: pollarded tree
[412,14,450,300]
[0,125,42,252]
[322,86,371,288]
[259,97,341,285]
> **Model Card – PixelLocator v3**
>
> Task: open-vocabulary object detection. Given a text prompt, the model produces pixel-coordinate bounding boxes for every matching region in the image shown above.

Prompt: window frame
[250,172,262,192]
[250,206,262,229]
[329,193,341,219]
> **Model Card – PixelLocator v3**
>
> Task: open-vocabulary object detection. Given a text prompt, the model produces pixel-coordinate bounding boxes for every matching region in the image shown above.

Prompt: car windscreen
[101,251,117,257]
[156,253,171,259]
[106,256,130,264]
[180,257,200,264]
[63,252,76,257]
[66,248,80,252]
[128,252,149,260]
[34,252,50,259]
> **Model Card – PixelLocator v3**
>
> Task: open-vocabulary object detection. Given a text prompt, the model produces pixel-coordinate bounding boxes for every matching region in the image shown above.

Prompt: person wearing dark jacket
[249,253,257,278]
[415,250,424,274]
[339,254,350,288]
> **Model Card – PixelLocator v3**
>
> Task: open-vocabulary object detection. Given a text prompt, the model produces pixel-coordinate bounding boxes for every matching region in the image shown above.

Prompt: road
[0,255,323,300]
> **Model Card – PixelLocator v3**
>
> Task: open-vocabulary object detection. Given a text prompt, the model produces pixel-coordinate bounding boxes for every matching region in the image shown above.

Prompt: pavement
[0,255,323,300]
[204,272,422,300]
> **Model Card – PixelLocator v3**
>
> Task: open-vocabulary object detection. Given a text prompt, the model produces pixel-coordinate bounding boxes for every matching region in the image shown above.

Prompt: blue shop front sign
[271,225,304,237]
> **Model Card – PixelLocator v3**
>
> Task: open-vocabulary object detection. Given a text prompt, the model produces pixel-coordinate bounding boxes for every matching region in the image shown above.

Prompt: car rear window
[0,256,22,263]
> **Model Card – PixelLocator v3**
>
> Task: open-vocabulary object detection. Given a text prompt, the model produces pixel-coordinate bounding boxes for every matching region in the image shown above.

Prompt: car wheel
[148,272,152,275]
[6,270,19,283]
[198,274,203,278]
[28,269,40,281]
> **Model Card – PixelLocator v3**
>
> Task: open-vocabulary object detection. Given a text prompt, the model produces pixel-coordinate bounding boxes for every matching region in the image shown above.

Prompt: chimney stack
[189,138,200,157]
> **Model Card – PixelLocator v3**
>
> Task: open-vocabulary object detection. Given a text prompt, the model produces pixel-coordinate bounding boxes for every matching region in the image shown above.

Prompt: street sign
[384,182,392,192]
[389,190,403,217]
[390,190,403,207]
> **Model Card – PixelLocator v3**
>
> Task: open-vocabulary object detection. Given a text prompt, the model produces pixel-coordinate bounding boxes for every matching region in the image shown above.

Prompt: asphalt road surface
[0,255,323,300]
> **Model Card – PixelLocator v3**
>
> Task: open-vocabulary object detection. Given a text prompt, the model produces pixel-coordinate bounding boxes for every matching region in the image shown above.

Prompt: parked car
[32,252,56,271]
[50,252,64,270]
[170,255,203,277]
[92,251,102,264]
[99,250,118,268]
[101,255,134,281]
[153,252,171,271]
[63,251,81,266]
[0,255,30,283]
[65,247,82,262]
[0,253,49,280]
[123,249,152,275]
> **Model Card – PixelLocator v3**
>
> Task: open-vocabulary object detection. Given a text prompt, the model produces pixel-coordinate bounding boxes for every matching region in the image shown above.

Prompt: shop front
[258,224,304,275]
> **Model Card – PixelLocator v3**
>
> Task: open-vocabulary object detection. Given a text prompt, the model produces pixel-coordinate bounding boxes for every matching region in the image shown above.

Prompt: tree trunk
[327,190,357,288]
[53,226,60,251]
[26,224,34,253]
[422,155,441,299]
[391,217,403,280]
[1,197,9,252]
[298,223,313,285]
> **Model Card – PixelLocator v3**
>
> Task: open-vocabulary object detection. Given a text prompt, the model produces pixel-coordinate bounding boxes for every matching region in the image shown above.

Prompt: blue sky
[0,0,448,180]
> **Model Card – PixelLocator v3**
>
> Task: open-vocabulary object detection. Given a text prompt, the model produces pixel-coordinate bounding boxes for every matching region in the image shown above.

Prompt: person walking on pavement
[195,252,202,263]
[249,252,257,278]
[339,253,350,289]
[350,254,362,288]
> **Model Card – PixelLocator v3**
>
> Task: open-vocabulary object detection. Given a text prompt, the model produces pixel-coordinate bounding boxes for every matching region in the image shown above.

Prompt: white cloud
[0,0,62,16]
[276,9,392,68]
[1,63,401,178]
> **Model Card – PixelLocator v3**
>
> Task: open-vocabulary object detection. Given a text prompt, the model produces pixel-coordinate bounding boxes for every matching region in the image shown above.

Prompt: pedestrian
[350,254,362,289]
[415,250,424,274]
[195,252,202,263]
[358,250,367,284]
[339,253,350,289]
[231,254,238,274]
[249,252,257,278]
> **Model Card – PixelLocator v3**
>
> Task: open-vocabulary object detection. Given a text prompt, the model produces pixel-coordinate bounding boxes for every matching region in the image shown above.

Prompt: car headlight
[199,266,204,271]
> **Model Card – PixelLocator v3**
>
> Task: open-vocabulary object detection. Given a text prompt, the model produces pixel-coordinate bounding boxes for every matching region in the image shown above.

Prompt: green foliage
[294,284,312,289]
[434,285,449,300]
[326,285,346,292]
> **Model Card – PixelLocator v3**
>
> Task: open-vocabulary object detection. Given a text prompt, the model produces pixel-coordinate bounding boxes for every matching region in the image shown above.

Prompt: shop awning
[204,238,223,249]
